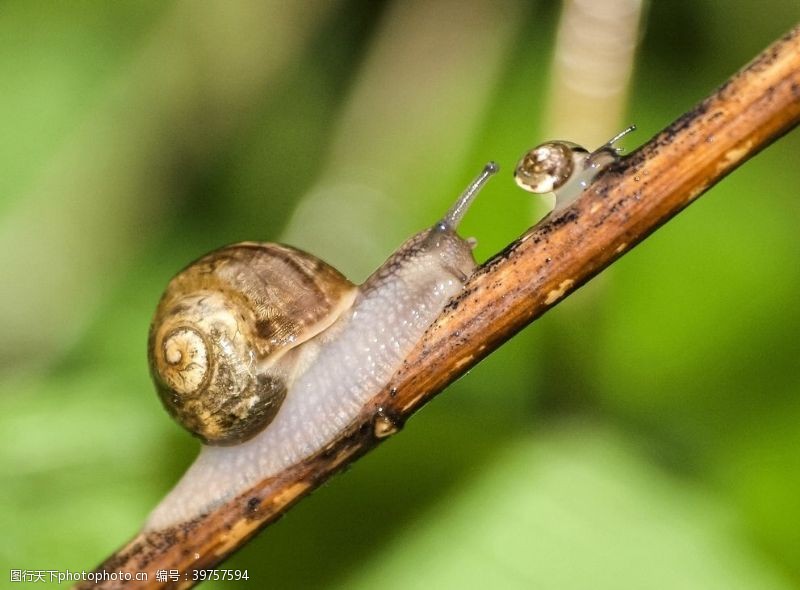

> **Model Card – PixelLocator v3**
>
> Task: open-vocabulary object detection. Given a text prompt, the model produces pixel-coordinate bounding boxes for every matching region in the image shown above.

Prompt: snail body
[146,163,497,528]
[514,125,636,209]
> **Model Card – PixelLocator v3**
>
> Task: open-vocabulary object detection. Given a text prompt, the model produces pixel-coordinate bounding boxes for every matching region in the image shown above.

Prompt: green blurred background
[1,1,799,588]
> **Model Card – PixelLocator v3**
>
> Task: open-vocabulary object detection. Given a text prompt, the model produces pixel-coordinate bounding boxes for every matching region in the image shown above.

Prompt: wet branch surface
[81,25,800,589]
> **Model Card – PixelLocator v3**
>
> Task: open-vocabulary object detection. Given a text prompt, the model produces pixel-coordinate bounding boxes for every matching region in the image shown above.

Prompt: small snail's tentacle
[442,161,499,230]
[600,123,637,152]
[586,124,638,167]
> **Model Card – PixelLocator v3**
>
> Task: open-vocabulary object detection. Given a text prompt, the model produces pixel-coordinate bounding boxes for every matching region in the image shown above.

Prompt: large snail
[514,125,636,209]
[146,163,497,527]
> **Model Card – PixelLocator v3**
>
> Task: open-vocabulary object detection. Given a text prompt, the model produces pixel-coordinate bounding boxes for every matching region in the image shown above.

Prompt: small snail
[146,163,497,527]
[514,125,636,209]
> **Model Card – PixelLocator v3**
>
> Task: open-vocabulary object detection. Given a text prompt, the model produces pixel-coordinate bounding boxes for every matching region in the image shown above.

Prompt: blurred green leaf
[342,425,794,590]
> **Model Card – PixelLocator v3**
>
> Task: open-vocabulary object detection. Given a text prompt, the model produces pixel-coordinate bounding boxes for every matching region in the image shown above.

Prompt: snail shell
[148,243,356,445]
[513,141,589,194]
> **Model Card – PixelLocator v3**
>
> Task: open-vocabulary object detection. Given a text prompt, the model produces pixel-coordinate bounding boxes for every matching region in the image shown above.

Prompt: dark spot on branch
[246,497,260,515]
[550,210,579,228]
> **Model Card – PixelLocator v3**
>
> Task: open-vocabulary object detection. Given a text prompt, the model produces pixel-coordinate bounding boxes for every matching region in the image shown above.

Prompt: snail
[514,125,636,209]
[145,162,497,527]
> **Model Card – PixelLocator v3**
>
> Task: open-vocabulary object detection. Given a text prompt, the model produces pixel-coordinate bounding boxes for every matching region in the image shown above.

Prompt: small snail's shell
[148,242,357,445]
[513,141,588,194]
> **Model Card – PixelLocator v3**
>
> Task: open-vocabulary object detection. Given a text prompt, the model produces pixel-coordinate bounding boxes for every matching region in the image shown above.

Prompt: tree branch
[81,24,800,589]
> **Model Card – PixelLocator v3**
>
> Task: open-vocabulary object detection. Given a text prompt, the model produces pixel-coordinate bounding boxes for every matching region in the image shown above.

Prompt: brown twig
[80,25,800,589]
